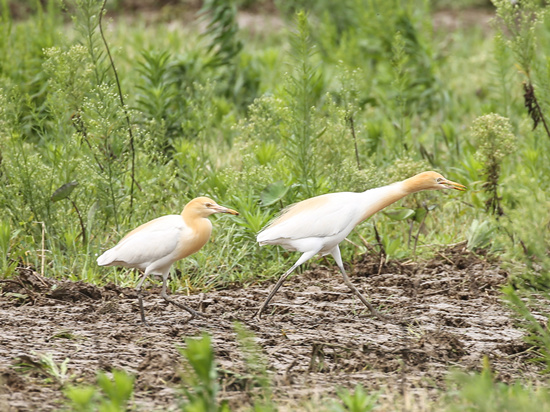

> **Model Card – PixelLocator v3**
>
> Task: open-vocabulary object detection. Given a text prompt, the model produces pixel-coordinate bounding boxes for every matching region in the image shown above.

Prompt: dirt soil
[0,243,542,411]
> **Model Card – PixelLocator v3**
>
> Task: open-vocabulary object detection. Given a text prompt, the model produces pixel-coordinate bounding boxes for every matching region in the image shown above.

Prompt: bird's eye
[436,177,443,183]
[205,202,212,207]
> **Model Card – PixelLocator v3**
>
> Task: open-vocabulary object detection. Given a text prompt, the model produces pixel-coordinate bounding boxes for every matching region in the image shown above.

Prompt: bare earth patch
[0,244,540,411]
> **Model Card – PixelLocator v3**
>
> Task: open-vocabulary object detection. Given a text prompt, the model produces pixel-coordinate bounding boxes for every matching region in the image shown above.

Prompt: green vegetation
[0,0,518,288]
[2,0,550,410]
[63,331,550,411]
[65,369,135,411]
[179,333,230,412]
[443,358,550,412]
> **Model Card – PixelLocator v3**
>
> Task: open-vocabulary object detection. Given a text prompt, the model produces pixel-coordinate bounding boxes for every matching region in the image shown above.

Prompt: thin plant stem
[69,198,87,244]
[347,113,361,169]
[98,0,138,214]
[413,208,430,257]
[523,80,550,139]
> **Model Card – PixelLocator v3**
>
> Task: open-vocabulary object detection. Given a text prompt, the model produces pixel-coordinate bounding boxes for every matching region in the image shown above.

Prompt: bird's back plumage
[257,185,405,254]
[258,193,359,244]
[97,214,210,275]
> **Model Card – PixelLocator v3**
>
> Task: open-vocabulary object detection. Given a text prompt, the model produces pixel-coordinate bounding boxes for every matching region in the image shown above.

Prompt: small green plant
[470,114,516,217]
[444,358,550,411]
[234,322,274,411]
[64,385,96,412]
[51,181,87,244]
[502,285,550,372]
[466,219,496,252]
[0,219,19,277]
[492,0,550,138]
[199,0,243,69]
[95,369,135,410]
[135,50,180,144]
[178,333,230,412]
[64,369,135,412]
[391,30,409,150]
[36,353,71,385]
[329,384,378,412]
[282,10,324,197]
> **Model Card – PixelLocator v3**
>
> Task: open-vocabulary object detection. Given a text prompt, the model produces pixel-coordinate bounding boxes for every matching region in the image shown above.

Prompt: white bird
[97,197,239,325]
[255,171,466,320]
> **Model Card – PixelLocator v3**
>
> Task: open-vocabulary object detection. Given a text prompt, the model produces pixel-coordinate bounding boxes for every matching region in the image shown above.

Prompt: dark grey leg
[330,246,390,321]
[136,271,150,326]
[160,275,204,321]
[253,250,318,319]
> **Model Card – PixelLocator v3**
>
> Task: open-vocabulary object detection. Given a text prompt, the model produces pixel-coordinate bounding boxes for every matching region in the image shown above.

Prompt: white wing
[97,215,190,270]
[257,192,362,244]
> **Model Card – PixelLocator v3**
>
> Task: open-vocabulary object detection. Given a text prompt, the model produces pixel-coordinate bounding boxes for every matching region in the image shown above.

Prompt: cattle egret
[255,171,466,320]
[97,197,239,325]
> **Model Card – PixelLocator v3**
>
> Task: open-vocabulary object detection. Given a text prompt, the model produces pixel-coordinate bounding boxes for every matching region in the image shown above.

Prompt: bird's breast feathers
[173,219,212,261]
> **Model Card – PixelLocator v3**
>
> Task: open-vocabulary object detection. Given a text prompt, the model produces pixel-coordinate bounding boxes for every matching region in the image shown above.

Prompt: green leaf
[337,384,378,412]
[413,207,427,222]
[260,181,289,207]
[96,370,134,409]
[466,219,495,251]
[51,181,78,202]
[413,205,437,222]
[183,334,215,384]
[5,292,28,300]
[64,385,96,409]
[383,208,415,221]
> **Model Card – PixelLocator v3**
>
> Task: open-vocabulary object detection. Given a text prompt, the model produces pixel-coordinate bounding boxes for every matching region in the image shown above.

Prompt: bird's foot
[366,309,405,323]
[194,310,209,318]
[162,296,207,321]
[372,310,393,322]
[390,313,416,325]
[185,308,208,319]
[249,309,264,321]
[176,310,202,324]
[179,310,211,325]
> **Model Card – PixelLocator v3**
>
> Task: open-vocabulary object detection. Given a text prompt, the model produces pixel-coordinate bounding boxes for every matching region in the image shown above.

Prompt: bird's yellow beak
[212,204,239,215]
[441,179,466,191]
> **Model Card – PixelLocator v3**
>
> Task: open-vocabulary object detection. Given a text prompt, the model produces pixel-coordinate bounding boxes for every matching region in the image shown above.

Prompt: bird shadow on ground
[0,244,541,411]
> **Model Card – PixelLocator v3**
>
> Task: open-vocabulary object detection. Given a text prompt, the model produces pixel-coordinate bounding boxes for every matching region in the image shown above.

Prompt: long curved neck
[358,182,409,223]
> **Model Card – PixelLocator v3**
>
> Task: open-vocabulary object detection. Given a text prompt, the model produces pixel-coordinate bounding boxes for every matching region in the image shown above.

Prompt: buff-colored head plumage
[183,197,239,217]
[402,171,466,193]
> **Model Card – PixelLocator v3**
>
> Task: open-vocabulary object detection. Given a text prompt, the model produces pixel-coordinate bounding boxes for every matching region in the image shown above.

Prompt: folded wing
[257,193,361,244]
[97,215,189,270]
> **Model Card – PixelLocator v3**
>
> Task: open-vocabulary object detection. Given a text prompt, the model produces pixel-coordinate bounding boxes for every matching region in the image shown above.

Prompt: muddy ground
[0,243,542,411]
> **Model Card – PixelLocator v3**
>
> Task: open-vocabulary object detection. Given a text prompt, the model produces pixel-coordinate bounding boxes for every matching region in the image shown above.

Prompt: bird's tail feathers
[256,230,272,245]
[256,231,283,247]
[97,249,115,266]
